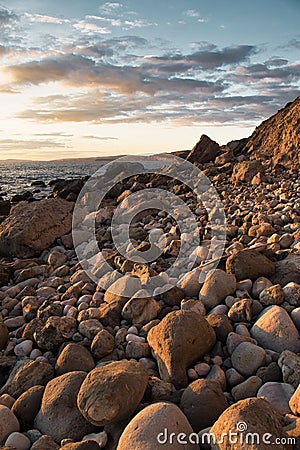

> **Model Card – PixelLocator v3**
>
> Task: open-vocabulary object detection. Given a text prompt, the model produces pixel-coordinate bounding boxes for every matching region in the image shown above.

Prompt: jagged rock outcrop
[186,134,221,164]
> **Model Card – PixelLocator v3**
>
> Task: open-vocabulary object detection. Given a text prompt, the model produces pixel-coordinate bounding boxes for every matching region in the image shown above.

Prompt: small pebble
[5,432,31,450]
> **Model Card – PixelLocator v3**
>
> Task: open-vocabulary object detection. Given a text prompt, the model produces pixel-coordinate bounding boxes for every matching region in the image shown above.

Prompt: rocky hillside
[241,96,300,169]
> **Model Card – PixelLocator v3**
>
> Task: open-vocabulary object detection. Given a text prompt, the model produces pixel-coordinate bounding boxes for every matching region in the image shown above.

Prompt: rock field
[0,97,299,449]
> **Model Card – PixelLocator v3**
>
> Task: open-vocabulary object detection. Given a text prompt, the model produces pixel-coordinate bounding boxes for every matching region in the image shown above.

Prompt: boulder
[147,310,216,388]
[250,306,300,353]
[259,284,285,306]
[117,402,198,450]
[272,253,300,285]
[0,359,54,398]
[121,289,161,325]
[283,282,300,306]
[180,379,228,431]
[278,350,300,388]
[177,268,203,298]
[103,276,142,307]
[77,360,148,427]
[11,385,45,429]
[210,398,292,450]
[0,198,74,258]
[34,371,96,443]
[231,160,265,183]
[90,330,114,359]
[206,314,233,343]
[199,269,236,310]
[226,248,275,281]
[52,178,85,201]
[55,344,95,375]
[186,134,220,164]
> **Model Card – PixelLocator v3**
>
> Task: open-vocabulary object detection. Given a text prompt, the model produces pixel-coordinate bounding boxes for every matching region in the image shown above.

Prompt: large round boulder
[77,360,148,427]
[117,402,198,450]
[34,371,97,443]
[147,310,216,388]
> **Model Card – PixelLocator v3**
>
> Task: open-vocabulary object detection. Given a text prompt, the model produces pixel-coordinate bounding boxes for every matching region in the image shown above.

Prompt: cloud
[265,57,289,67]
[6,53,226,95]
[24,13,70,25]
[82,14,154,30]
[184,10,200,18]
[0,6,18,26]
[229,61,300,83]
[82,135,119,140]
[0,138,68,150]
[99,2,124,15]
[73,21,111,35]
[16,90,294,127]
[85,15,122,27]
[145,45,257,70]
[33,132,73,137]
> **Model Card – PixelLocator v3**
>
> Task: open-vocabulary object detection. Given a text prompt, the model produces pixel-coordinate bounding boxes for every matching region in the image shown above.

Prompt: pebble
[226,332,257,355]
[231,342,266,376]
[0,394,15,409]
[257,382,295,414]
[259,284,285,306]
[226,368,244,387]
[126,334,145,343]
[252,277,273,298]
[14,340,33,357]
[235,324,250,337]
[127,326,138,335]
[291,307,300,329]
[5,432,31,450]
[206,365,226,389]
[83,431,108,448]
[231,376,262,401]
[4,316,25,329]
[194,362,211,377]
[0,405,20,442]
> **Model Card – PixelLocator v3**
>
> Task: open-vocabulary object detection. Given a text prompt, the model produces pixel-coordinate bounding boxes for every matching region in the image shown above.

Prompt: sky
[0,0,299,160]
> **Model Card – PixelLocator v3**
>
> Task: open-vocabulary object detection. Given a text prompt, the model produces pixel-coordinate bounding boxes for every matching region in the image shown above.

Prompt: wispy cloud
[82,135,119,140]
[0,138,68,150]
[24,13,70,25]
[183,9,207,22]
[73,21,111,34]
[99,2,124,15]
[184,9,201,18]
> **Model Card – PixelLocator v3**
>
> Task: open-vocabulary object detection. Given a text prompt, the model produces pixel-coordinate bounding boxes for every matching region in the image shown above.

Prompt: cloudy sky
[0,0,299,160]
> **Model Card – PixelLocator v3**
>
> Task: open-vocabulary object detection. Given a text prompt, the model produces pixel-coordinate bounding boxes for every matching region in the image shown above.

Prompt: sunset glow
[0,0,299,160]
